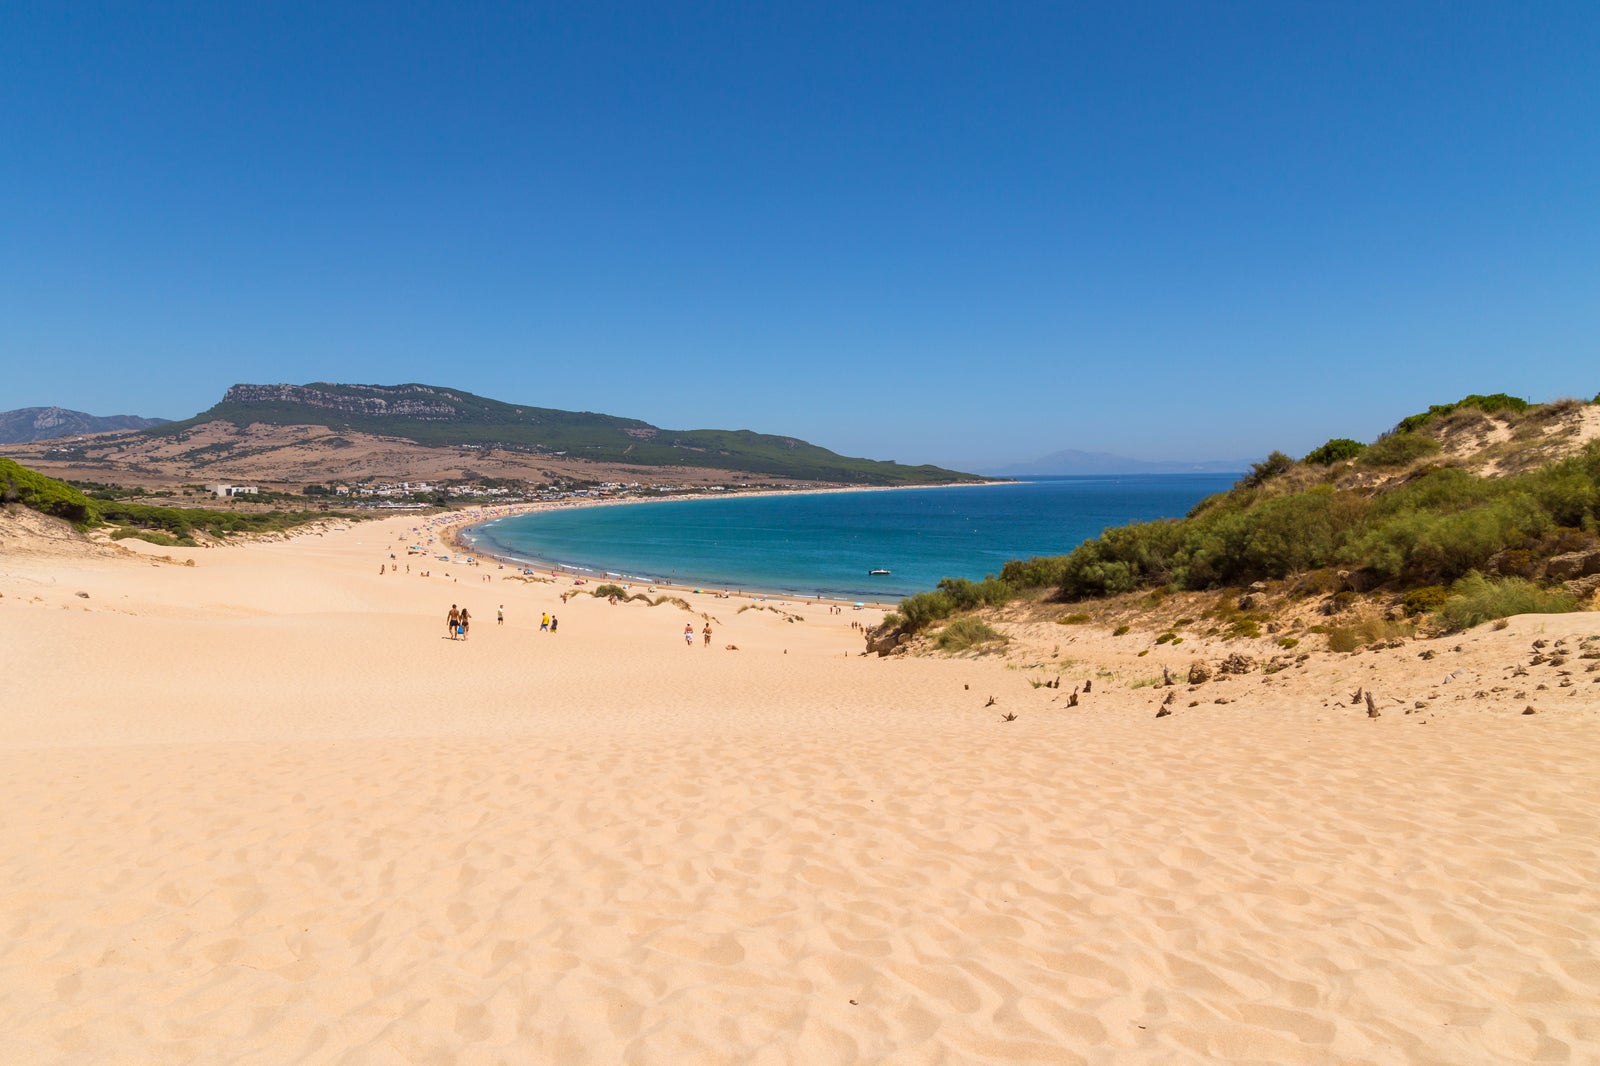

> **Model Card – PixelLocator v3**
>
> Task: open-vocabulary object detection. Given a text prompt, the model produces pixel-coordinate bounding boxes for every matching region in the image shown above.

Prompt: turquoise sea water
[460,474,1240,601]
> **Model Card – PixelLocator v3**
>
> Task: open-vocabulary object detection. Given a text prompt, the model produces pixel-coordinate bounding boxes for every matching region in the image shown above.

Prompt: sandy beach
[3,506,1598,1064]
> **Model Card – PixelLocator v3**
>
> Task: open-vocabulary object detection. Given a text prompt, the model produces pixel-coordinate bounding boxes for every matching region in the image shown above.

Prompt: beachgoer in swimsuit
[550,615,558,633]
[447,605,459,640]
[497,606,504,626]
[684,623,694,646]
[703,623,712,647]
[460,607,471,639]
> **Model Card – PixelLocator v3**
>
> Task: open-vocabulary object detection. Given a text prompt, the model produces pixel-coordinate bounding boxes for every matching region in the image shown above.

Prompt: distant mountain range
[984,449,1248,477]
[0,407,171,444]
[141,382,982,485]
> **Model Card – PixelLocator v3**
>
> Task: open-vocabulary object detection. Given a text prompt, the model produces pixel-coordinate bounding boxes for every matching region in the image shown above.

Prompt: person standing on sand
[684,623,694,646]
[497,605,504,626]
[447,605,459,640]
[550,615,558,633]
[541,612,550,632]
[460,607,471,640]
[703,623,712,647]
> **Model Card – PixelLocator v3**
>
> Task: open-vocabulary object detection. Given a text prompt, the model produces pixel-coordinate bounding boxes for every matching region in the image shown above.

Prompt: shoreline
[438,482,1006,607]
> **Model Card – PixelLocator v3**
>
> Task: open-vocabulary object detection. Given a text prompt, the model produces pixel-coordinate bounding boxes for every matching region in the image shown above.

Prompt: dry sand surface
[3,506,1599,1064]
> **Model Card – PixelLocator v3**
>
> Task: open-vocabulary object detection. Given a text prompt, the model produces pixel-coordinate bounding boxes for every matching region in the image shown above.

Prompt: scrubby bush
[936,576,1012,610]
[1397,393,1530,433]
[896,590,955,634]
[934,618,1008,652]
[1437,573,1576,630]
[1303,438,1367,466]
[1359,432,1442,467]
[1400,586,1450,615]
[592,583,628,598]
[1241,450,1295,488]
[999,555,1070,589]
[1325,618,1413,652]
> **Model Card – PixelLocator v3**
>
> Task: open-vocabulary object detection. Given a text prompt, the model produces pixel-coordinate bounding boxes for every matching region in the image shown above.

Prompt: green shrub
[1112,624,1131,636]
[1228,619,1262,639]
[999,555,1070,589]
[0,458,92,523]
[1401,586,1450,615]
[934,618,1008,652]
[592,583,628,598]
[1437,573,1576,630]
[936,576,1013,610]
[897,590,955,634]
[1241,450,1295,489]
[1154,631,1176,644]
[1359,432,1442,467]
[1057,612,1091,625]
[1276,637,1299,649]
[1397,393,1530,433]
[1303,438,1367,466]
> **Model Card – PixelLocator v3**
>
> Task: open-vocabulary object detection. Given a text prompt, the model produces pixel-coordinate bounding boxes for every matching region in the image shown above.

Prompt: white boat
[868,568,891,576]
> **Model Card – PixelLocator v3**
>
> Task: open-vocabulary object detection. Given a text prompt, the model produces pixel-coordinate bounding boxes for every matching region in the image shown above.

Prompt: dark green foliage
[1048,440,1600,601]
[896,590,956,634]
[935,576,1013,610]
[0,458,92,522]
[1303,438,1367,466]
[1396,393,1530,433]
[1056,519,1187,598]
[1241,451,1295,488]
[592,583,628,599]
[998,555,1070,589]
[1358,432,1442,467]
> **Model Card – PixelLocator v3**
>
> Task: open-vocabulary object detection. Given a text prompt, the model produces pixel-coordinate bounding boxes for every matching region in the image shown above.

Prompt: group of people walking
[445,604,556,640]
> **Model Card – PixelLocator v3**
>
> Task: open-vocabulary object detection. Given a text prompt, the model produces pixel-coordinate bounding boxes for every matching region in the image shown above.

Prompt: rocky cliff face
[0,407,171,443]
[221,384,460,420]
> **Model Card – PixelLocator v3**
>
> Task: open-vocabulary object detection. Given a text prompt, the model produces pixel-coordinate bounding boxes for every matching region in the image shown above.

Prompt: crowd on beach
[375,509,884,652]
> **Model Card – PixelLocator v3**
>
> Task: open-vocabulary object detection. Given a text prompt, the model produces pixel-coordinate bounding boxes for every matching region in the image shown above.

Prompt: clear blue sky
[3,2,1596,471]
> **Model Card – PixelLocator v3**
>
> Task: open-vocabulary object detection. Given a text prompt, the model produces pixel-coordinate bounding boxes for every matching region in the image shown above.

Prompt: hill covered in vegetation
[0,457,355,547]
[873,392,1600,654]
[153,382,980,486]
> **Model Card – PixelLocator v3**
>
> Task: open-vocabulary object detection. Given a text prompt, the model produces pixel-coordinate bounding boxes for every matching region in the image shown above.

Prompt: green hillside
[1,456,356,545]
[871,392,1600,646]
[155,382,981,485]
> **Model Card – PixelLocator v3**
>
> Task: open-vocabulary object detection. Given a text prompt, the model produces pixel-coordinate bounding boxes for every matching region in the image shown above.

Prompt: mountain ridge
[148,381,981,486]
[0,407,171,444]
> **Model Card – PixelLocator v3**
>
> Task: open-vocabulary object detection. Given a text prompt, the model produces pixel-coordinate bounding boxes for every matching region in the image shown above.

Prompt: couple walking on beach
[446,604,471,640]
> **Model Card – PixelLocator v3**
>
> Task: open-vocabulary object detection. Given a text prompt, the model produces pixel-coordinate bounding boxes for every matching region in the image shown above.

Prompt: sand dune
[3,508,1598,1063]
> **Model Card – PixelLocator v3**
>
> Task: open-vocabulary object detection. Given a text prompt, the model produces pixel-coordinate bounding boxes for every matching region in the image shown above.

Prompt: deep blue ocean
[460,474,1240,601]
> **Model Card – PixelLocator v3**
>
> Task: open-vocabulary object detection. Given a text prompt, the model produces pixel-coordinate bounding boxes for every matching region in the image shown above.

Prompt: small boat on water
[868,568,891,576]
